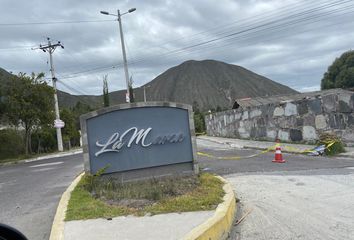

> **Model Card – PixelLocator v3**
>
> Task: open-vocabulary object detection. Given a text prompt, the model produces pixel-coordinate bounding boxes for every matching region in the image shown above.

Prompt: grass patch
[65,173,224,221]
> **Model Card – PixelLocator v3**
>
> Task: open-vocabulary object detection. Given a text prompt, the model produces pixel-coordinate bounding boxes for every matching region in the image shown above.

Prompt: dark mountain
[142,60,298,110]
[1,60,298,111]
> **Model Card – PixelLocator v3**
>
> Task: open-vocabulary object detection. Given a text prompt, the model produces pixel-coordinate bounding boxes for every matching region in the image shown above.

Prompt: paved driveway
[227,169,354,240]
[196,137,354,240]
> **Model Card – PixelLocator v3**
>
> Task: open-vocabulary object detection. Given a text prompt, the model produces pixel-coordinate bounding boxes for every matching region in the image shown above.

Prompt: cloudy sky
[1,0,354,95]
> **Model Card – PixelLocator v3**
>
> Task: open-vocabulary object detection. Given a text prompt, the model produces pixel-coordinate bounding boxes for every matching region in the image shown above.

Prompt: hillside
[142,60,298,110]
[1,60,298,111]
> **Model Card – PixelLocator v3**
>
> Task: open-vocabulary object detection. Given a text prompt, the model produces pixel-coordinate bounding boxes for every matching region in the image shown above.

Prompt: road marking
[29,161,64,168]
[31,167,58,172]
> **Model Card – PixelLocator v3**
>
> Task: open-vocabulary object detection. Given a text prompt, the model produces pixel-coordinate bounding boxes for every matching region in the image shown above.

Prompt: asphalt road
[196,138,354,240]
[1,138,353,240]
[197,138,354,175]
[0,154,83,240]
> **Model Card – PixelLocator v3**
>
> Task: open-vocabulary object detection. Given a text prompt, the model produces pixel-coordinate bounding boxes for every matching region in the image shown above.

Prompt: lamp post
[100,8,136,103]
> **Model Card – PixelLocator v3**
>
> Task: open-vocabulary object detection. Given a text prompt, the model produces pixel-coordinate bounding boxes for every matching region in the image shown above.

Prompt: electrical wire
[0,19,114,27]
[3,0,353,94]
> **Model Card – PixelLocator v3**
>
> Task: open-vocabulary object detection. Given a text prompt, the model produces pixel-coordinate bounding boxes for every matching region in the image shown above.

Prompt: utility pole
[36,38,64,152]
[143,85,150,102]
[117,9,131,103]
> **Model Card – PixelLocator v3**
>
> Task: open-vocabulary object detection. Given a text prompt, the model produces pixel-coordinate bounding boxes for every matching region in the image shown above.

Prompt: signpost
[54,119,65,128]
[80,102,198,181]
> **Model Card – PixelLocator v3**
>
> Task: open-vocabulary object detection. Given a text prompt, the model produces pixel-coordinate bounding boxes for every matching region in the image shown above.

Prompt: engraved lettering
[95,127,185,156]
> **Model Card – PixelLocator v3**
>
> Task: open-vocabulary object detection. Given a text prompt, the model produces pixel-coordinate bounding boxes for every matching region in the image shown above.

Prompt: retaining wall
[205,90,354,146]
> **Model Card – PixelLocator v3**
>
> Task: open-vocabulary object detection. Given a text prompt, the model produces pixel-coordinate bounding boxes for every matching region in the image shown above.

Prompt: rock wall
[205,90,354,146]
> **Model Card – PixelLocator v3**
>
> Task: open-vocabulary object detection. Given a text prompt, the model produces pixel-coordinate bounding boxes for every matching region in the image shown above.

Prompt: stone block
[242,111,249,120]
[223,115,227,126]
[285,103,297,116]
[278,130,289,141]
[250,127,266,138]
[238,127,250,138]
[302,126,318,141]
[338,93,351,104]
[273,107,284,117]
[267,129,277,139]
[257,118,266,126]
[290,129,303,142]
[308,99,322,114]
[338,101,352,113]
[328,114,346,129]
[296,118,304,127]
[303,114,315,126]
[322,94,336,112]
[277,116,296,128]
[234,112,242,120]
[342,130,354,146]
[347,114,354,126]
[250,109,262,118]
[297,100,308,115]
[315,115,327,129]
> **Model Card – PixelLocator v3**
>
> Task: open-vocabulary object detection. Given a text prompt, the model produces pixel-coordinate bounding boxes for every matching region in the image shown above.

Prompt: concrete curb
[182,176,236,240]
[49,172,84,240]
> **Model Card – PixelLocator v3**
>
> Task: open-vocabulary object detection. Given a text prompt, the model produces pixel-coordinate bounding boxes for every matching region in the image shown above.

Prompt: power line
[11,0,354,86]
[127,0,354,66]
[125,0,346,55]
[0,19,114,27]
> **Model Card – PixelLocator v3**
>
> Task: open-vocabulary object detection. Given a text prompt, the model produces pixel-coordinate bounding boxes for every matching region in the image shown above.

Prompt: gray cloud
[1,0,353,95]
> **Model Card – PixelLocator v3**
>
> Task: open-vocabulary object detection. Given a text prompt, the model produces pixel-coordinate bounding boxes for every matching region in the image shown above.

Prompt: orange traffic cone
[272,141,285,163]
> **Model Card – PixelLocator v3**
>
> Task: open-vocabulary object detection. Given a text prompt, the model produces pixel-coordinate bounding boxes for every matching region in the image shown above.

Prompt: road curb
[49,172,84,240]
[0,149,83,166]
[182,176,236,240]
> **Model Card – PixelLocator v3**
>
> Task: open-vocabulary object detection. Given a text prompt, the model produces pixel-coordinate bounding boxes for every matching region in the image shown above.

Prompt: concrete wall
[205,90,354,146]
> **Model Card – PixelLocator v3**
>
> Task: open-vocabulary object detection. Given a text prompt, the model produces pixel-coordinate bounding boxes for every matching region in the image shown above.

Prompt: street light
[100,8,136,103]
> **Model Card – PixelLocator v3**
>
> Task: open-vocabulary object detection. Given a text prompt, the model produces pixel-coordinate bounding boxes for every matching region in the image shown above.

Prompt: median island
[65,172,225,221]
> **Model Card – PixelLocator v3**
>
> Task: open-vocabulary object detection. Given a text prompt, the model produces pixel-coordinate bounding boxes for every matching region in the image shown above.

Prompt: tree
[60,108,80,149]
[321,50,354,90]
[3,72,54,154]
[192,101,206,133]
[72,101,93,129]
[102,75,110,107]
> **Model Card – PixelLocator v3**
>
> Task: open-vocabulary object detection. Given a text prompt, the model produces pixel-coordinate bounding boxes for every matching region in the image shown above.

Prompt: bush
[0,129,24,160]
[31,127,57,154]
[318,133,346,156]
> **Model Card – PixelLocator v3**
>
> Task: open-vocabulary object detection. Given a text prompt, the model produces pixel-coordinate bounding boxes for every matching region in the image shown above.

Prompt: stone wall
[205,90,354,146]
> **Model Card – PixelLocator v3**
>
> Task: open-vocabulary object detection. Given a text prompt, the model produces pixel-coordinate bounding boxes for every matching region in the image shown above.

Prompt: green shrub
[318,133,346,156]
[0,129,24,160]
[31,127,57,154]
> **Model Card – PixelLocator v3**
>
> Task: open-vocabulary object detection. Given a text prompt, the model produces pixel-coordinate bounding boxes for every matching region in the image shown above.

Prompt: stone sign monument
[80,102,198,181]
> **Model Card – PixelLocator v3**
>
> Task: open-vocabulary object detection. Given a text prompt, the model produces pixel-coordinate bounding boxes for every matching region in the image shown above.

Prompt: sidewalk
[64,212,214,240]
[198,135,354,158]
